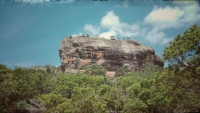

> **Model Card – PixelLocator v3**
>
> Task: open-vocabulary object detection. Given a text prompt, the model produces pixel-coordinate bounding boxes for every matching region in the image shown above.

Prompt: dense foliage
[0,24,199,113]
[84,64,106,76]
[115,67,130,77]
[160,24,200,111]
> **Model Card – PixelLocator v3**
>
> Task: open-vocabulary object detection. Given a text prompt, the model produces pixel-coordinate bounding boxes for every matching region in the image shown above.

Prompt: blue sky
[0,0,200,68]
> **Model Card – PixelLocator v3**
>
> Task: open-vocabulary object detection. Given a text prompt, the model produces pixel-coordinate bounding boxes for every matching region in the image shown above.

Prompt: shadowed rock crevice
[59,36,164,72]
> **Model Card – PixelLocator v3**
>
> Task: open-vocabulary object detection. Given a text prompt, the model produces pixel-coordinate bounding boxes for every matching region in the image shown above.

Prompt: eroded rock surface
[59,36,164,72]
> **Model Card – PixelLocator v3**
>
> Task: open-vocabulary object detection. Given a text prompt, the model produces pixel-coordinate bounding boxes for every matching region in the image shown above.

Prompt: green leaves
[0,64,178,112]
[84,64,106,76]
[37,93,67,112]
[160,24,200,112]
[163,24,200,65]
[115,67,130,77]
[16,101,28,109]
[0,65,53,109]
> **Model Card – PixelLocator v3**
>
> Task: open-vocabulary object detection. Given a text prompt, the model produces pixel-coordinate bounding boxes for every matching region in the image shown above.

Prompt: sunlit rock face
[59,36,164,72]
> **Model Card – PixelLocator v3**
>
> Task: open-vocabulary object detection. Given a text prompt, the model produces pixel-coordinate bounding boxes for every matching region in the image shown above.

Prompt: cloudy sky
[0,0,200,68]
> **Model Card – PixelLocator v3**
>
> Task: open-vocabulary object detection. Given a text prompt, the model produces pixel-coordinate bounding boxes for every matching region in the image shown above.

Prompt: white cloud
[145,1,200,29]
[72,32,82,37]
[75,4,199,44]
[99,30,116,39]
[116,23,140,37]
[99,10,142,38]
[101,10,120,28]
[162,37,172,44]
[80,10,142,39]
[84,24,100,36]
[178,2,200,24]
[145,28,172,44]
[143,1,200,44]
[145,6,184,29]
[140,28,148,37]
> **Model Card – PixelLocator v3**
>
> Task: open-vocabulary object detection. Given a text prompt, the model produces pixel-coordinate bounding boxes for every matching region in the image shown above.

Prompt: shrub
[16,101,28,113]
[84,64,106,76]
[115,67,130,77]
[0,105,8,113]
[16,101,28,109]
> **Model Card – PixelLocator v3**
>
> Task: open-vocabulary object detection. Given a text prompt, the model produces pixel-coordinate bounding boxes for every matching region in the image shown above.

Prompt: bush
[115,67,130,77]
[0,105,8,113]
[16,101,28,113]
[84,64,106,76]
[16,101,28,110]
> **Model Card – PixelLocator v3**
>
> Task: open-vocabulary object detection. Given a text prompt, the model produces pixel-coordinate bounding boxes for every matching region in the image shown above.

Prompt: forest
[0,24,200,113]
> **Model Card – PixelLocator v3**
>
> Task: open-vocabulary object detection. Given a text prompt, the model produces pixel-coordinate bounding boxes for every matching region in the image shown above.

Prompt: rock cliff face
[59,36,164,72]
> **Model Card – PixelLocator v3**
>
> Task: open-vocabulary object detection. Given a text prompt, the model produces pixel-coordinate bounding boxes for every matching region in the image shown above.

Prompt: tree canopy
[84,64,106,76]
[161,24,200,111]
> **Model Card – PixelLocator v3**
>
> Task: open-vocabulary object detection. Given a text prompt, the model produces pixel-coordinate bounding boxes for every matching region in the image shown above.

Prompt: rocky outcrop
[59,36,164,72]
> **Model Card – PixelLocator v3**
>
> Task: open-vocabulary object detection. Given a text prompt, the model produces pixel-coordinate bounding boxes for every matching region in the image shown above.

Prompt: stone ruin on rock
[59,36,164,72]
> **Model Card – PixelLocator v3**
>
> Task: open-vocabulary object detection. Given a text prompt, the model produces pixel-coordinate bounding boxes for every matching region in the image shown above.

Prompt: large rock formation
[59,36,164,72]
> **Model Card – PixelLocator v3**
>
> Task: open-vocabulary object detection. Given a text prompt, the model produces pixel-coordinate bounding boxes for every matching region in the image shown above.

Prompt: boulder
[59,36,164,72]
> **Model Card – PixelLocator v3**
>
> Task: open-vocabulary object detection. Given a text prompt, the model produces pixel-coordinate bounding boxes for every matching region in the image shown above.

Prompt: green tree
[161,24,200,111]
[45,65,51,73]
[54,74,79,99]
[47,73,110,112]
[71,86,108,113]
[84,64,106,76]
[121,74,170,113]
[37,93,67,112]
[142,57,163,79]
[16,101,28,113]
[0,64,16,107]
[115,67,130,77]
[114,62,169,113]
[0,65,57,112]
[0,105,8,113]
[12,68,47,100]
